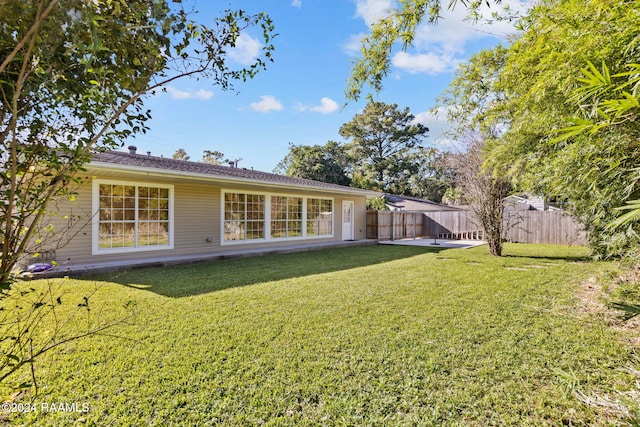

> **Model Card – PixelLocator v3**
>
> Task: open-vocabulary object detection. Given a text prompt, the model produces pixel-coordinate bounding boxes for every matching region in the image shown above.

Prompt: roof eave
[88,161,381,197]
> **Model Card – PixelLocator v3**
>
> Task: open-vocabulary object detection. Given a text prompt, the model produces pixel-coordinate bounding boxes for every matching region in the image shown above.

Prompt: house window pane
[307,198,332,236]
[124,196,135,209]
[99,208,111,221]
[158,222,170,245]
[99,223,113,248]
[271,196,302,239]
[224,221,245,241]
[223,193,265,241]
[97,183,171,251]
[123,222,136,247]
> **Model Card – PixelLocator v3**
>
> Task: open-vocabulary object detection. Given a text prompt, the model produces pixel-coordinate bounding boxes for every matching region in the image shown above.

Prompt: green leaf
[550,118,594,143]
[607,200,640,229]
[611,302,640,320]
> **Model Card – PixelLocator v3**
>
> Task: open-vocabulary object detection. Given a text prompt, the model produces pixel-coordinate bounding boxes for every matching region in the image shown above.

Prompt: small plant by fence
[367,209,586,246]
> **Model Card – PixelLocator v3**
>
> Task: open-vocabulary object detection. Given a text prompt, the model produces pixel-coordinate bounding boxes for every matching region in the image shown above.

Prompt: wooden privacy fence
[366,211,423,240]
[422,210,485,240]
[368,209,587,245]
[502,209,587,245]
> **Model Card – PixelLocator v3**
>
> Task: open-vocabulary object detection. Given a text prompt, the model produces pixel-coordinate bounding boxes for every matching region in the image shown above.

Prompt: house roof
[90,150,380,196]
[385,194,460,211]
[504,195,563,212]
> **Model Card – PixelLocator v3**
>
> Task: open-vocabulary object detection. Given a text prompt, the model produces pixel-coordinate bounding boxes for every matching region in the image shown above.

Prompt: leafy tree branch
[0,0,276,284]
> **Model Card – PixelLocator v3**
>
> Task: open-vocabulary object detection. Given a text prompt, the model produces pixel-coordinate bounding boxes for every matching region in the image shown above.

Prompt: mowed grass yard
[4,244,640,426]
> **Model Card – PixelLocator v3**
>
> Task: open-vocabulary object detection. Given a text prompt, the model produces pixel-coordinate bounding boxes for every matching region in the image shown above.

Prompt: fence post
[390,211,394,241]
[413,212,417,240]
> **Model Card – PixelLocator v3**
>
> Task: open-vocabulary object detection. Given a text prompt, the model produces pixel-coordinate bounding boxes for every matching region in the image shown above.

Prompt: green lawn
[3,244,639,426]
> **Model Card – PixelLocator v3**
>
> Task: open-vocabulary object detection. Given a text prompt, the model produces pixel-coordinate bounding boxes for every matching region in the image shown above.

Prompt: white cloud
[392,51,460,75]
[342,32,367,56]
[412,0,530,50]
[295,97,339,114]
[312,97,339,114]
[291,0,302,7]
[412,109,446,132]
[412,108,459,149]
[298,97,339,114]
[354,0,394,27]
[166,86,214,100]
[250,95,283,113]
[228,33,262,66]
[350,0,532,76]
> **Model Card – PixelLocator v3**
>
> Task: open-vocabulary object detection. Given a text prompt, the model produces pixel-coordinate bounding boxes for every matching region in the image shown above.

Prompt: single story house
[31,147,379,273]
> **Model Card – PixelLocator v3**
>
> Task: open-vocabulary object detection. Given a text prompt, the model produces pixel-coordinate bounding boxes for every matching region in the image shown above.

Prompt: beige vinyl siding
[32,172,369,269]
[353,197,367,240]
[332,196,367,242]
[22,181,94,270]
[173,184,219,248]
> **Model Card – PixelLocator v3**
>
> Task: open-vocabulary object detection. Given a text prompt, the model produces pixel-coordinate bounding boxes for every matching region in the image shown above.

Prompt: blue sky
[131,0,530,172]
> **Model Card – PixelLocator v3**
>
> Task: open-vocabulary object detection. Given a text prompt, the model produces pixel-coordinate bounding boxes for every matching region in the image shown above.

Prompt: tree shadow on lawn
[501,245,592,263]
[87,245,446,298]
[503,253,591,262]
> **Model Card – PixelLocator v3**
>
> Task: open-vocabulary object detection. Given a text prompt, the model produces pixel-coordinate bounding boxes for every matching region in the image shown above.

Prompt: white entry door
[342,201,355,240]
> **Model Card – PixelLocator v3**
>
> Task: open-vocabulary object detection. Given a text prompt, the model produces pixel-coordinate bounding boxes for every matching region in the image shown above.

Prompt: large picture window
[94,181,173,253]
[224,193,265,241]
[306,198,333,237]
[222,191,334,244]
[271,196,302,238]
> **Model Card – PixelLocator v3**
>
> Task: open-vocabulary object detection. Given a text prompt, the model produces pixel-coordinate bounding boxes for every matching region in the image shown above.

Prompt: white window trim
[220,190,334,246]
[92,179,175,255]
